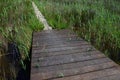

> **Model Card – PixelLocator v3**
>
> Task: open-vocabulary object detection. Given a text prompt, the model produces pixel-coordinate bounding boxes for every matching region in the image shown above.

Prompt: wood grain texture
[30,29,120,80]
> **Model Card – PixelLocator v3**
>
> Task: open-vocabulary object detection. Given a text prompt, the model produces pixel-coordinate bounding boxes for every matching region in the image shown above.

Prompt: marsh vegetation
[0,0,43,79]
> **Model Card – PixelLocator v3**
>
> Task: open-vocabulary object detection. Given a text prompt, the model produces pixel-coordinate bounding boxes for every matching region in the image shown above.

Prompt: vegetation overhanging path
[32,1,52,30]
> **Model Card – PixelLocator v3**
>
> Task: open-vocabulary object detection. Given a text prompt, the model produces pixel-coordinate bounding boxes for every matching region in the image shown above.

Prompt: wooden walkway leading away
[30,29,120,80]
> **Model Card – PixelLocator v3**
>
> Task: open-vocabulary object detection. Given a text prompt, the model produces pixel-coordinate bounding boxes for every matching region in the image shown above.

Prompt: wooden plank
[93,74,120,80]
[33,35,80,41]
[32,42,90,50]
[32,46,95,57]
[33,33,78,40]
[31,51,105,67]
[32,45,94,54]
[33,39,86,46]
[31,57,111,73]
[32,41,89,48]
[52,67,120,80]
[33,29,75,36]
[31,62,117,80]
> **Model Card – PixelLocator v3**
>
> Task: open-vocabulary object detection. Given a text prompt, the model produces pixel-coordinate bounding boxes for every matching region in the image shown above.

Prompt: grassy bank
[34,0,120,62]
[0,0,43,79]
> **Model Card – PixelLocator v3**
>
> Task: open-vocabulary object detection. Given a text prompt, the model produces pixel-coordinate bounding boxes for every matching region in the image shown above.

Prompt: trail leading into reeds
[32,1,52,30]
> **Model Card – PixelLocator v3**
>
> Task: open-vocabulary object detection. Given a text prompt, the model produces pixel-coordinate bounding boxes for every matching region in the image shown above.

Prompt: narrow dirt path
[32,1,52,30]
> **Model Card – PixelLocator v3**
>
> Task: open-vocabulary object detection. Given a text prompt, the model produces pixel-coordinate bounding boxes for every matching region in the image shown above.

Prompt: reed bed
[0,0,43,79]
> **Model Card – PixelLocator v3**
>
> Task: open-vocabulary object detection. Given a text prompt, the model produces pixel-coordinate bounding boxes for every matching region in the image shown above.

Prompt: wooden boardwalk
[30,29,120,80]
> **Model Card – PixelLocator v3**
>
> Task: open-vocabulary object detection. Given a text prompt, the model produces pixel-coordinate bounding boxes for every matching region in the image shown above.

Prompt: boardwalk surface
[31,29,120,80]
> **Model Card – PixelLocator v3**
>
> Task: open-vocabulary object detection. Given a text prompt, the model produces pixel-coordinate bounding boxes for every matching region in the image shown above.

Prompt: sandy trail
[32,2,52,30]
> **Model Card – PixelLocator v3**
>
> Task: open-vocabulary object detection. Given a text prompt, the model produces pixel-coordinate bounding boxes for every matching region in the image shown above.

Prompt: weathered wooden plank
[33,33,78,40]
[32,45,94,54]
[32,46,95,57]
[31,62,117,80]
[33,29,75,36]
[33,35,79,41]
[93,74,120,80]
[52,67,120,80]
[31,51,105,67]
[37,62,116,79]
[31,57,111,73]
[32,42,90,50]
[32,41,89,48]
[33,39,87,46]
